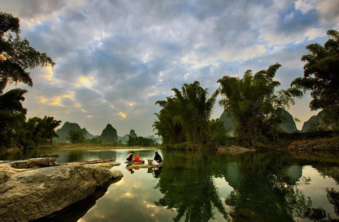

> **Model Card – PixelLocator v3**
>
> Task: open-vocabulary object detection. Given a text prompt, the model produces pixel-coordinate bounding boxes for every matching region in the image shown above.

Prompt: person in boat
[153,152,162,165]
[126,151,135,162]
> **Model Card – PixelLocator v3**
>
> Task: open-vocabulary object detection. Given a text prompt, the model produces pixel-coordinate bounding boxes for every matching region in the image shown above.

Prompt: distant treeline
[66,129,157,147]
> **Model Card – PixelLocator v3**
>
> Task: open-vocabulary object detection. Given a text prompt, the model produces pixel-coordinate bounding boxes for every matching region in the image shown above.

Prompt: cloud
[1,0,338,136]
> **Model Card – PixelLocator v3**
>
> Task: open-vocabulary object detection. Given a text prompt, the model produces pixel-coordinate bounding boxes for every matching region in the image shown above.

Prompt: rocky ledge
[0,158,123,222]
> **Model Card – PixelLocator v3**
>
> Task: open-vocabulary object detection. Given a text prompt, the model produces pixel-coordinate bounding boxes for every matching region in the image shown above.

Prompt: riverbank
[49,143,159,150]
[0,143,160,151]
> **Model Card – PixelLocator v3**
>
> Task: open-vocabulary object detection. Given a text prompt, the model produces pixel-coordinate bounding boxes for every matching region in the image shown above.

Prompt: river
[1,148,339,222]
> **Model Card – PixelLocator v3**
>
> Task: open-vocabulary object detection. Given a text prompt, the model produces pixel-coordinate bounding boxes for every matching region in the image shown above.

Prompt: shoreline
[0,144,160,152]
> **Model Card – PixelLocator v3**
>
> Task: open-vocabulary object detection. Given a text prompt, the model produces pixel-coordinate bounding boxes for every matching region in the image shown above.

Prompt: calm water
[1,148,339,222]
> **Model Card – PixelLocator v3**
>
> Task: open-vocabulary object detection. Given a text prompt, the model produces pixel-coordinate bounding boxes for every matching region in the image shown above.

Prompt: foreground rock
[10,158,56,169]
[0,162,123,222]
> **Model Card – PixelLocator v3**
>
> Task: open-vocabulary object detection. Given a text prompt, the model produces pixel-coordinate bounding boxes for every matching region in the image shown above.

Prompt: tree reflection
[155,151,231,222]
[155,150,338,221]
[327,188,339,216]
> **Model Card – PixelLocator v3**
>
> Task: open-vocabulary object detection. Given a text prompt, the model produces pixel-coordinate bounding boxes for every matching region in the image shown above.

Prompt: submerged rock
[0,163,123,222]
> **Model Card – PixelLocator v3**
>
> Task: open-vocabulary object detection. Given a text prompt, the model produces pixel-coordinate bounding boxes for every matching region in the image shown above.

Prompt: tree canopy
[0,12,55,93]
[291,30,339,129]
[67,130,86,144]
[218,64,302,147]
[0,12,58,148]
[153,81,218,149]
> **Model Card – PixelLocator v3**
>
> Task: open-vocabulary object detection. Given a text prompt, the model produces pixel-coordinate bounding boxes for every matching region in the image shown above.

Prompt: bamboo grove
[154,30,339,149]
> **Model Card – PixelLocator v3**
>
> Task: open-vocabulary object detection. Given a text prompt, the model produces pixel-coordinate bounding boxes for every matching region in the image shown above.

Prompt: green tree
[0,12,54,93]
[218,64,302,147]
[291,30,339,130]
[67,130,85,144]
[15,116,61,149]
[153,81,218,149]
[208,118,227,146]
[0,88,27,147]
[37,116,62,144]
[127,136,155,146]
[0,12,55,148]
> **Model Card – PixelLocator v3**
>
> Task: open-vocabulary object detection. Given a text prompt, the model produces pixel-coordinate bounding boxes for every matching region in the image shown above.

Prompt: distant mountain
[98,124,118,144]
[83,128,95,139]
[219,110,235,134]
[219,109,298,134]
[55,122,95,142]
[148,135,162,144]
[279,109,298,133]
[301,115,318,132]
[301,110,329,132]
[118,134,130,145]
[130,129,137,138]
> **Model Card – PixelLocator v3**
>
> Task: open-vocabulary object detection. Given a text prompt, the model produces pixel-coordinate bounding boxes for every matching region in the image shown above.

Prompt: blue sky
[2,0,339,136]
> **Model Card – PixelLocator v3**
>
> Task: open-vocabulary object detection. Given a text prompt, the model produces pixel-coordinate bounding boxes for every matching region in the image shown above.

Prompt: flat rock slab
[94,162,121,168]
[0,164,123,222]
[10,158,56,169]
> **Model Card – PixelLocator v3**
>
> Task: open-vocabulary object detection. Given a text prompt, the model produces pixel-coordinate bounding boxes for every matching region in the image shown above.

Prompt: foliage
[0,12,55,149]
[218,64,302,147]
[153,81,218,149]
[67,130,86,144]
[86,137,102,144]
[16,116,61,149]
[208,118,227,146]
[0,88,27,147]
[291,30,339,130]
[0,12,55,93]
[155,151,231,221]
[127,136,155,146]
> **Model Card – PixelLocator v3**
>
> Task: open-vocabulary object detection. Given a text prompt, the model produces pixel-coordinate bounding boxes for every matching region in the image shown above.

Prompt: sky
[2,0,339,137]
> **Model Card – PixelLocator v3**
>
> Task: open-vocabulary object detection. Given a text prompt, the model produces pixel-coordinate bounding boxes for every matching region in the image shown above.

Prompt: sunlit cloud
[77,76,94,88]
[40,96,47,103]
[38,92,75,107]
[49,97,61,106]
[43,65,55,81]
[118,112,127,118]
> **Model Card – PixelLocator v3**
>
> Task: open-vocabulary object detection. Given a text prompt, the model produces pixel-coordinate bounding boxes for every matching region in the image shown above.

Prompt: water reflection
[155,151,339,221]
[2,148,339,221]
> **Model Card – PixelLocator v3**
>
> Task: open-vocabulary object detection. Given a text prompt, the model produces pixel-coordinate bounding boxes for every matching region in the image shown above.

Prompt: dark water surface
[1,148,339,222]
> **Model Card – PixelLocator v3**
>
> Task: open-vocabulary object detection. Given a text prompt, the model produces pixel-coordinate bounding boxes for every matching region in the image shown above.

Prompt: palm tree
[218,64,301,147]
[153,81,218,148]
